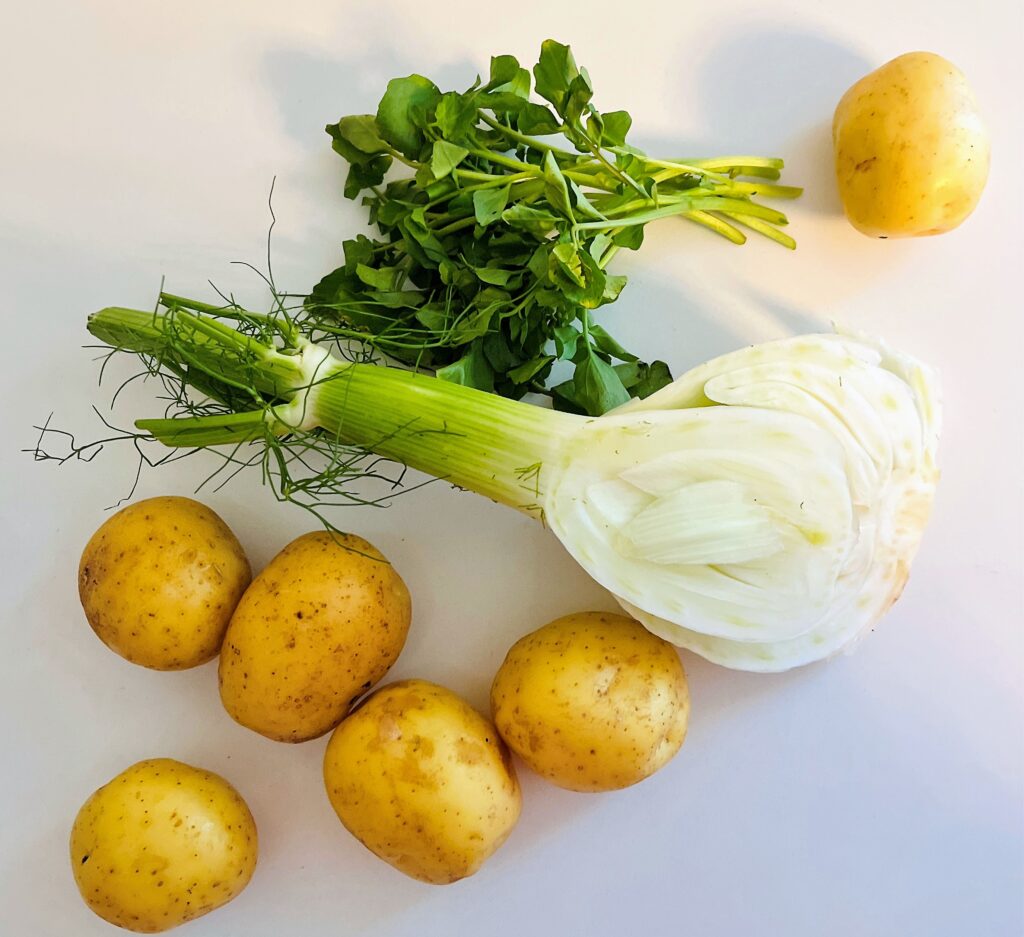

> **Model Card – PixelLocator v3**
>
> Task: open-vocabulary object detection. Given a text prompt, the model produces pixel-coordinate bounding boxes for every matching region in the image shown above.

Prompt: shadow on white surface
[694,26,872,217]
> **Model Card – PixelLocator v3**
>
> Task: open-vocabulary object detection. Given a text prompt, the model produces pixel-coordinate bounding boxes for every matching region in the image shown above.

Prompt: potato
[219,531,411,742]
[490,611,689,792]
[323,679,521,884]
[78,496,251,670]
[833,51,990,237]
[70,758,257,933]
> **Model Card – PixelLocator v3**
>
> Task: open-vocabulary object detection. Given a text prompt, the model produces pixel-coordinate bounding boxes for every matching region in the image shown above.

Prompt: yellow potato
[323,679,521,884]
[491,611,689,792]
[78,496,251,670]
[219,531,411,742]
[70,758,257,933]
[833,51,990,237]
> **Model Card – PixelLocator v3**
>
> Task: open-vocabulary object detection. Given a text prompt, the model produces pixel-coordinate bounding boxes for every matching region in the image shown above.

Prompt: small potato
[78,496,251,670]
[491,611,689,792]
[833,51,990,237]
[219,531,411,742]
[70,758,258,933]
[323,679,521,884]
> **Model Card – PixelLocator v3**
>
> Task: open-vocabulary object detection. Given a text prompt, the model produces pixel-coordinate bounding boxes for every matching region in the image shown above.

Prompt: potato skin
[490,612,689,793]
[323,679,521,884]
[70,758,257,933]
[833,51,989,237]
[78,496,251,670]
[219,531,411,743]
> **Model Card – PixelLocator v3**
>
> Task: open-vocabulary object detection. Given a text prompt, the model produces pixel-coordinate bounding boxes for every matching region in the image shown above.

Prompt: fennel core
[88,305,574,515]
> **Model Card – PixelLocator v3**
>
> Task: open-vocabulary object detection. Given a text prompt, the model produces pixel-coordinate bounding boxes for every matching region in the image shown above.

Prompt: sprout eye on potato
[833,51,990,238]
[490,612,690,792]
[70,758,258,933]
[323,679,521,884]
[219,531,412,743]
[78,496,252,670]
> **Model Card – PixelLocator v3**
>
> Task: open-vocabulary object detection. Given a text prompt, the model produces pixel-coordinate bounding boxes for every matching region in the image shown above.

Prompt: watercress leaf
[336,115,389,156]
[550,246,606,308]
[502,203,559,234]
[502,66,532,99]
[551,378,587,414]
[483,331,518,372]
[474,285,512,309]
[615,151,646,179]
[430,139,469,179]
[612,225,645,250]
[488,54,521,88]
[473,185,511,226]
[589,323,638,361]
[508,355,555,384]
[356,263,403,291]
[342,235,375,270]
[574,348,631,414]
[436,341,495,391]
[366,290,426,309]
[452,305,497,343]
[474,265,516,286]
[600,110,632,146]
[306,265,351,309]
[435,92,478,141]
[478,91,527,114]
[533,288,566,308]
[586,110,604,142]
[613,361,641,388]
[631,359,673,398]
[515,103,561,135]
[343,154,392,199]
[553,324,579,359]
[563,70,594,129]
[414,164,435,188]
[588,232,613,265]
[601,273,628,304]
[400,208,448,264]
[542,151,574,219]
[533,39,579,115]
[327,119,376,166]
[376,74,440,158]
[549,242,585,287]
[376,198,411,228]
[568,180,606,220]
[526,244,550,280]
[415,304,450,332]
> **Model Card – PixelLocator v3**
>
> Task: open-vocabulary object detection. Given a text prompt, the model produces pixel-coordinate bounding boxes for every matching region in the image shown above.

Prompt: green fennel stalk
[89,303,571,514]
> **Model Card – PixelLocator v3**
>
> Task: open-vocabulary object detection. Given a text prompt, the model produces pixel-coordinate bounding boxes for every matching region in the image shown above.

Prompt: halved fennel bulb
[90,305,940,673]
[544,332,940,670]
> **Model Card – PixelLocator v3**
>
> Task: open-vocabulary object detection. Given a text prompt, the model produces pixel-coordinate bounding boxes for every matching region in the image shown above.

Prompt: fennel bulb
[87,304,940,672]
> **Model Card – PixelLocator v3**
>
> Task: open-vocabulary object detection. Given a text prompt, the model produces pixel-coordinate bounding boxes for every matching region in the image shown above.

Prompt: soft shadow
[695,27,871,217]
[262,47,479,154]
[734,281,828,336]
[635,27,871,217]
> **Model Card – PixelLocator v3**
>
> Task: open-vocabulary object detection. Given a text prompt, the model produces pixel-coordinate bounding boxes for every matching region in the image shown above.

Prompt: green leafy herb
[308,39,802,415]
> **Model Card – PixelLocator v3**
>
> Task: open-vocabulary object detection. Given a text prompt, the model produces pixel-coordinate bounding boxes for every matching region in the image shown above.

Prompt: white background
[2,1,1022,935]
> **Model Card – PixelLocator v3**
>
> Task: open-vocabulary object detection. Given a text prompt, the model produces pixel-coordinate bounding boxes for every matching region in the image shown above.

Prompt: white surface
[2,2,1022,934]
